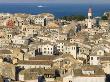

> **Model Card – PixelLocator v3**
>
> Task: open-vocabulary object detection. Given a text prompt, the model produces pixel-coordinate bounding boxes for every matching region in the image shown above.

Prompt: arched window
[69,80,72,82]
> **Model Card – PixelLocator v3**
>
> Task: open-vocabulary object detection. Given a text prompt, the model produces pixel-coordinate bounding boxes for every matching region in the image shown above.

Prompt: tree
[61,15,86,21]
[101,16,108,20]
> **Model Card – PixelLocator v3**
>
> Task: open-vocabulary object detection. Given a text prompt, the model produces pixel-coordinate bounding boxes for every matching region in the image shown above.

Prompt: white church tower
[88,7,93,28]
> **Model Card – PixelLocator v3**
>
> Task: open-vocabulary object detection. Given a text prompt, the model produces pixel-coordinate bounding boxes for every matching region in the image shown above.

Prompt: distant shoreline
[0,3,109,18]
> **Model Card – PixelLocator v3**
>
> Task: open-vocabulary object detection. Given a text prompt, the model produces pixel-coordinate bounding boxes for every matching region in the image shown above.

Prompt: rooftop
[0,50,12,54]
[18,60,53,65]
[29,55,57,61]
[74,65,105,77]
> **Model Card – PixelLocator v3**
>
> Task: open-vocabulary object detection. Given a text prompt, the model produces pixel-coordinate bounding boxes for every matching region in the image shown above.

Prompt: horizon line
[0,2,110,4]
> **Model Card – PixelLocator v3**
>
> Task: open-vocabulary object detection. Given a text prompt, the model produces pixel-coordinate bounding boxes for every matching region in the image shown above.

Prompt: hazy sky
[0,0,110,4]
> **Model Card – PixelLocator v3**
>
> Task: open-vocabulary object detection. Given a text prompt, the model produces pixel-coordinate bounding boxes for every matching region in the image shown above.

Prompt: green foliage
[61,15,86,21]
[101,16,108,20]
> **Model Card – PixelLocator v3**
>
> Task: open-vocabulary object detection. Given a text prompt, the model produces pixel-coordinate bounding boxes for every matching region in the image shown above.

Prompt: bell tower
[87,7,93,28]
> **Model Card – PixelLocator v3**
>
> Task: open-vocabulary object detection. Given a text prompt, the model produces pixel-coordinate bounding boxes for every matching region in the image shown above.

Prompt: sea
[0,3,110,18]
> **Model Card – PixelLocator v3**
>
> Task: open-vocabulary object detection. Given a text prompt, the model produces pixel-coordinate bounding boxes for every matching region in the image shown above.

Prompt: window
[39,48,40,52]
[91,57,93,60]
[57,46,60,48]
[69,81,72,82]
[24,28,26,31]
[44,48,46,50]
[51,52,52,54]
[65,61,68,64]
[97,57,99,60]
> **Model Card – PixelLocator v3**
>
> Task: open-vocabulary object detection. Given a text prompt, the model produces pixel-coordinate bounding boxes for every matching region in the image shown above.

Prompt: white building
[63,66,105,82]
[56,41,77,58]
[11,35,28,45]
[56,41,65,52]
[90,55,100,65]
[63,43,77,59]
[15,17,24,26]
[37,42,57,55]
[90,50,105,65]
[33,13,54,26]
[34,16,46,26]
[21,25,41,36]
[48,32,67,42]
[0,38,11,47]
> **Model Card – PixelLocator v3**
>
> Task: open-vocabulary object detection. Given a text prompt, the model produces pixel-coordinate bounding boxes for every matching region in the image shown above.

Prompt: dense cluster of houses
[0,8,110,82]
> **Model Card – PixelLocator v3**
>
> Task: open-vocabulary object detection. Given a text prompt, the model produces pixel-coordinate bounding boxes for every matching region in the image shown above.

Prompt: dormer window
[97,57,99,60]
[91,57,93,60]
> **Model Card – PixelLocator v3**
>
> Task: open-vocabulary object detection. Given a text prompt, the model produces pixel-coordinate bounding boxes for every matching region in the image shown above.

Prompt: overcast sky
[0,0,110,4]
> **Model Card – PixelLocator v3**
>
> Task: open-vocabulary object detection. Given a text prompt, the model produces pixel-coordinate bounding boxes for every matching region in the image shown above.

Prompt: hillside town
[0,8,110,82]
